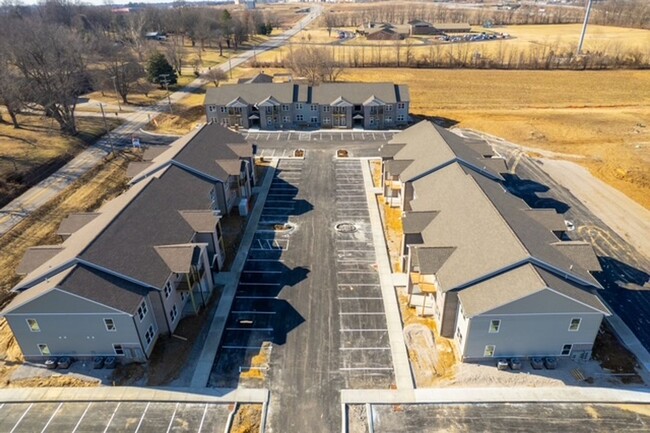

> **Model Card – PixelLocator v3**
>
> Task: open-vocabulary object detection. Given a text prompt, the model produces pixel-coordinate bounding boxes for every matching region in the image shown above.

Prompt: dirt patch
[230,404,262,433]
[144,92,206,135]
[7,376,100,388]
[239,341,271,383]
[377,195,403,272]
[369,160,382,188]
[592,322,643,384]
[348,404,369,433]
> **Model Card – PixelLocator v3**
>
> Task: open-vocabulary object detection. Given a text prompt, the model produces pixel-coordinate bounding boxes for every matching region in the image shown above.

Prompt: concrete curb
[190,161,278,388]
[361,160,414,390]
[0,387,269,404]
[341,386,650,405]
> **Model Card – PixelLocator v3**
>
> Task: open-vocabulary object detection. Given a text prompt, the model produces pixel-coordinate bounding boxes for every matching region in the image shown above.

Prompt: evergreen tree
[146,52,177,87]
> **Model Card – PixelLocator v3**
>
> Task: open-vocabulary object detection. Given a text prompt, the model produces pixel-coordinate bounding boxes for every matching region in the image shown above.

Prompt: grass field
[0,114,123,207]
[256,24,650,67]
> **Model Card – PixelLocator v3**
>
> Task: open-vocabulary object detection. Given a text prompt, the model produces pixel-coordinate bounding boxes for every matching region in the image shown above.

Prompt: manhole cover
[335,222,357,233]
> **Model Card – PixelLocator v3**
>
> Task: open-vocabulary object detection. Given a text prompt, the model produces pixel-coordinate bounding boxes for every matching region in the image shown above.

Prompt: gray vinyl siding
[461,312,604,360]
[133,294,158,357]
[440,291,459,338]
[8,288,116,315]
[4,290,151,360]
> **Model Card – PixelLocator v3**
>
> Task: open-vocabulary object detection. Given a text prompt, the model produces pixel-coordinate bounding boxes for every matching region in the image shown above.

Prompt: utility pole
[111,75,122,112]
[159,74,173,114]
[228,57,233,79]
[577,0,594,55]
[98,102,115,155]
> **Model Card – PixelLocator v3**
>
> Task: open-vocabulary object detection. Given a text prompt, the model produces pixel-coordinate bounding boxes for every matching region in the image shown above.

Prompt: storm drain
[335,222,357,233]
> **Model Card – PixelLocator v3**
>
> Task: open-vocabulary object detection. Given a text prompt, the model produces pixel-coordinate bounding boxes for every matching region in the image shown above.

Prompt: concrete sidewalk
[190,160,278,388]
[0,386,268,404]
[360,158,414,390]
[341,386,650,404]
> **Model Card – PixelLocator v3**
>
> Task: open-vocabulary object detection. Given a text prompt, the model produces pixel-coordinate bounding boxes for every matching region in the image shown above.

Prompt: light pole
[159,74,173,114]
[577,0,594,55]
[228,57,233,79]
[98,102,115,155]
[111,75,122,112]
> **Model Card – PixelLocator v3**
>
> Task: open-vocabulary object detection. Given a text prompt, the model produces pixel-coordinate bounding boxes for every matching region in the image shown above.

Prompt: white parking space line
[337,283,380,287]
[340,347,391,351]
[337,271,376,274]
[232,311,276,315]
[102,402,121,433]
[339,312,385,315]
[340,329,388,332]
[223,345,265,350]
[226,327,273,332]
[247,258,285,262]
[340,367,393,371]
[338,297,383,300]
[197,403,209,433]
[40,402,63,433]
[265,200,296,203]
[337,249,375,253]
[239,282,281,286]
[242,270,282,274]
[165,402,179,433]
[10,403,33,433]
[134,402,150,433]
[236,296,278,300]
[71,402,93,433]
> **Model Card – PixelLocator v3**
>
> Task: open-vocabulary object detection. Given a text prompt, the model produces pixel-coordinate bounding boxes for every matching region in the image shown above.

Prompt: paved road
[454,128,650,357]
[366,403,650,433]
[0,7,322,237]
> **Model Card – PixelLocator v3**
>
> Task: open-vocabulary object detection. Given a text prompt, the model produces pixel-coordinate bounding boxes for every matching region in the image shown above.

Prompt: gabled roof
[525,209,567,232]
[57,213,100,237]
[154,244,201,274]
[413,246,456,275]
[331,96,353,107]
[214,159,242,180]
[457,263,610,318]
[387,121,507,182]
[16,246,65,276]
[238,72,273,84]
[363,95,386,106]
[403,211,438,234]
[379,143,406,159]
[385,159,413,177]
[226,97,249,108]
[179,210,220,233]
[257,96,281,107]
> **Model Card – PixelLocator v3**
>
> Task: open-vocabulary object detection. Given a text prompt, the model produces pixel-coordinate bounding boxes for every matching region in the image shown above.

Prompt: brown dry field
[341,68,650,210]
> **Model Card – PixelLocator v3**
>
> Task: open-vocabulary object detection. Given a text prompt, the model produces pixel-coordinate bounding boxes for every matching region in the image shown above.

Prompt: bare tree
[205,68,227,87]
[285,46,344,85]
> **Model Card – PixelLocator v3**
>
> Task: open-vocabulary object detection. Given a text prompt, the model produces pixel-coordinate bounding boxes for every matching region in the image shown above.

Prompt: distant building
[204,82,410,130]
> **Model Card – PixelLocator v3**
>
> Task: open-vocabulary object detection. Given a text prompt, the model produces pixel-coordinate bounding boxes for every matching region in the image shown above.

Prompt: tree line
[0,0,276,135]
[322,0,649,29]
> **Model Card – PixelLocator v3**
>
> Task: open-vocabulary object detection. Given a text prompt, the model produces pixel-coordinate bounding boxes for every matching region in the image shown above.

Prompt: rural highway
[0,6,322,237]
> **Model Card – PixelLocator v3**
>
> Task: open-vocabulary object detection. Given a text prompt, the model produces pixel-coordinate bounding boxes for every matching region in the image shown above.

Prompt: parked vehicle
[104,356,117,369]
[57,356,72,369]
[497,359,509,370]
[509,358,522,370]
[531,357,544,369]
[45,358,57,369]
[93,356,104,369]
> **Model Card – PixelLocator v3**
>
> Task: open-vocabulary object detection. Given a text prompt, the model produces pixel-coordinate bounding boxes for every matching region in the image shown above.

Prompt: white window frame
[369,117,375,125]
[397,114,405,121]
[397,102,405,110]
[164,282,172,299]
[208,105,216,112]
[137,300,148,322]
[113,344,124,355]
[322,106,330,112]
[282,116,290,123]
[310,104,318,111]
[104,318,116,332]
[296,114,304,122]
[170,304,178,322]
[385,105,392,112]
[144,324,155,347]
[310,116,318,123]
[484,345,495,357]
[561,344,572,356]
[219,106,227,113]
[323,117,330,124]
[281,104,290,111]
[295,103,303,110]
[455,327,463,345]
[386,116,392,123]
[26,318,40,332]
[489,319,501,333]
[38,344,51,356]
[568,318,581,332]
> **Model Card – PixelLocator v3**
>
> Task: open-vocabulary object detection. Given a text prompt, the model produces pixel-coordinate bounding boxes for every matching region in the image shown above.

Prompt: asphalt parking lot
[209,159,306,388]
[0,401,233,433]
[244,130,396,143]
[335,159,394,388]
[364,402,650,432]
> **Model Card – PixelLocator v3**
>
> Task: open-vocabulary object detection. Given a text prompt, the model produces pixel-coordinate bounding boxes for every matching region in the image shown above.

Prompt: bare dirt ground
[230,404,262,433]
[348,405,369,433]
[377,195,403,272]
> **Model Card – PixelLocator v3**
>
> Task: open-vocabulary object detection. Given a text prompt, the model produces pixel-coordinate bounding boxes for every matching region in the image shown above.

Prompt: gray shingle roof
[16,246,65,276]
[57,213,100,237]
[402,211,438,234]
[154,244,201,274]
[79,165,215,288]
[179,210,220,233]
[413,246,456,274]
[205,83,409,106]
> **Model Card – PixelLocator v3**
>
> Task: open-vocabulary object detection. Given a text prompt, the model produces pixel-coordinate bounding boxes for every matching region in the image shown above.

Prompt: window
[489,320,500,333]
[38,344,51,356]
[569,318,581,332]
[170,305,178,322]
[208,105,216,112]
[323,117,330,124]
[137,300,148,322]
[181,291,187,301]
[104,318,116,332]
[164,282,172,299]
[283,116,290,123]
[369,117,375,125]
[561,344,572,356]
[310,116,318,123]
[322,106,330,112]
[281,104,290,111]
[310,104,318,111]
[296,114,304,122]
[484,345,495,357]
[386,116,392,123]
[265,106,272,114]
[113,344,124,355]
[456,327,463,345]
[219,106,227,113]
[26,318,40,332]
[397,115,405,122]
[397,102,406,110]
[385,105,392,112]
[144,324,155,347]
[295,103,303,110]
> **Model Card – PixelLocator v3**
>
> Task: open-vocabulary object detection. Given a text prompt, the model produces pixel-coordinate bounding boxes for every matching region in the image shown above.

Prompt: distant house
[432,23,471,33]
[237,72,274,84]
[359,22,409,40]
[1,123,254,363]
[204,82,410,130]
[380,121,611,362]
[408,20,438,35]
